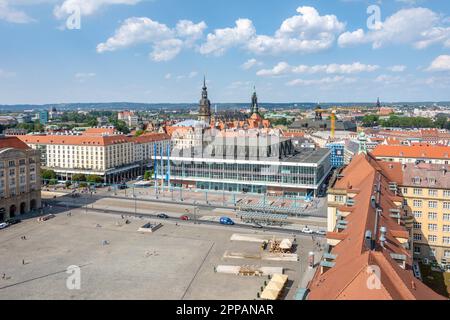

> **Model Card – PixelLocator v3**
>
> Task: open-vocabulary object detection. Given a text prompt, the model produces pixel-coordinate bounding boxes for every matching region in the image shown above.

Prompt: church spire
[250,86,259,115]
[198,76,211,123]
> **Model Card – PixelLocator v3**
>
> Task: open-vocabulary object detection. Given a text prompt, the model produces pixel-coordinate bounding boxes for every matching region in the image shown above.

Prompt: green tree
[362,114,379,127]
[86,175,103,184]
[134,129,144,137]
[41,169,56,181]
[144,170,153,181]
[72,174,86,182]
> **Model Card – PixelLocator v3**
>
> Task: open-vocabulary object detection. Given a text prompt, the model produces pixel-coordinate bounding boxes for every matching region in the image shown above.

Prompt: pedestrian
[2,273,5,280]
[22,259,25,265]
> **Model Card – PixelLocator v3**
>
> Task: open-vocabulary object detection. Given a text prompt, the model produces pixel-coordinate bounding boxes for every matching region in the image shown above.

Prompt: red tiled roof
[371,144,450,159]
[0,136,30,150]
[307,153,446,300]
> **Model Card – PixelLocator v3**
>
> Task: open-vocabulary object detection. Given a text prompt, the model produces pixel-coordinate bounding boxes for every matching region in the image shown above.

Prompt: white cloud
[286,76,356,86]
[338,7,450,49]
[54,0,140,20]
[374,74,403,85]
[0,0,34,23]
[97,17,206,62]
[0,68,16,78]
[426,55,450,72]
[74,72,96,82]
[257,62,379,76]
[200,6,345,56]
[199,18,256,56]
[164,73,172,80]
[387,65,407,72]
[188,71,198,78]
[241,58,263,70]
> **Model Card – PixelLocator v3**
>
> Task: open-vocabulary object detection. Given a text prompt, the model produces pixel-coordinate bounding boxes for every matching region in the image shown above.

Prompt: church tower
[198,76,211,123]
[250,86,259,115]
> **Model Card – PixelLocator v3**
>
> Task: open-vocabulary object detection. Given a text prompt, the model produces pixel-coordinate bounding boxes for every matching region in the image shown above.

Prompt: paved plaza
[0,208,322,300]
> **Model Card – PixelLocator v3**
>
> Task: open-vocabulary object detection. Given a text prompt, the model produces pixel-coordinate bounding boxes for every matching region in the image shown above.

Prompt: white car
[314,229,327,236]
[0,222,9,230]
[301,227,314,234]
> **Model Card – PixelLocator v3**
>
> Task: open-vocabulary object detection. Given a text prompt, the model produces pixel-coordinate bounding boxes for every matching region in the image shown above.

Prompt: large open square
[0,209,320,300]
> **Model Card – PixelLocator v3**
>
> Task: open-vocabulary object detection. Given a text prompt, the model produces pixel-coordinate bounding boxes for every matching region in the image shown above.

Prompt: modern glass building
[153,129,332,197]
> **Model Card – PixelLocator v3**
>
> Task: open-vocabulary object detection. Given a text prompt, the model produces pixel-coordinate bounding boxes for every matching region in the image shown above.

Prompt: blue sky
[0,0,449,104]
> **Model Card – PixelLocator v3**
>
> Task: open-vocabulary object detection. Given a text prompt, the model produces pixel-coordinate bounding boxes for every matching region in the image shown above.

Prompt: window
[402,188,408,194]
[428,201,438,209]
[444,214,450,221]
[444,190,450,198]
[445,250,450,258]
[414,222,422,229]
[428,212,438,220]
[443,225,450,233]
[414,246,421,254]
[443,237,450,245]
[413,188,422,195]
[444,202,450,210]
[413,234,422,241]
[334,195,344,202]
[428,235,437,243]
[413,200,422,208]
[428,189,438,196]
[428,224,438,232]
[430,248,436,257]
[413,211,422,218]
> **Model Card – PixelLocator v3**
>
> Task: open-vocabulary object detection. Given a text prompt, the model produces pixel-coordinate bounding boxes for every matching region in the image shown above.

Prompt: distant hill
[0,101,449,112]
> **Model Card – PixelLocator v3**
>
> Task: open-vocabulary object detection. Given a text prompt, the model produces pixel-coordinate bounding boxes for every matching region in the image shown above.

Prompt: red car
[180,215,190,221]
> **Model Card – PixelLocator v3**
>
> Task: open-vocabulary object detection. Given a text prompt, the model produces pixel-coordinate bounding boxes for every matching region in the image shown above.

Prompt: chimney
[379,226,387,248]
[365,230,374,250]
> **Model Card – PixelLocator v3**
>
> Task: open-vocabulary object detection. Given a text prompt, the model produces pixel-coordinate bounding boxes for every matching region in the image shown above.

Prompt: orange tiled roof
[307,153,445,300]
[371,144,450,159]
[0,136,30,150]
[17,134,130,146]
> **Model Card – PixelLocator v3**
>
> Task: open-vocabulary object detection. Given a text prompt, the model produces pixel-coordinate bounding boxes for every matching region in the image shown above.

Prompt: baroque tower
[198,76,211,123]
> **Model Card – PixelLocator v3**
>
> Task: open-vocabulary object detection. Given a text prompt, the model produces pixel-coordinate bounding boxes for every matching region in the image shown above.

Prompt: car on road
[252,223,263,229]
[314,229,326,236]
[5,218,21,225]
[0,222,9,229]
[118,184,128,190]
[37,214,55,222]
[157,213,169,219]
[180,215,190,221]
[136,176,143,181]
[301,227,314,234]
[219,216,234,225]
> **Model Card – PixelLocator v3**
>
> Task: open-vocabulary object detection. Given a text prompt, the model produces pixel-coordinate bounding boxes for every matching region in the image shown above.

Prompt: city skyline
[1,0,450,104]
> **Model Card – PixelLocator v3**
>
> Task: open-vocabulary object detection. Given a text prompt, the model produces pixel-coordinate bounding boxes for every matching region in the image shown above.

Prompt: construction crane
[331,109,337,140]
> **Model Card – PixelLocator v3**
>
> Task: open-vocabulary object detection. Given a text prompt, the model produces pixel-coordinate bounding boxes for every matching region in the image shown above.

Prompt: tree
[362,114,379,127]
[86,175,103,184]
[41,169,56,181]
[144,170,153,181]
[134,129,144,137]
[72,174,86,182]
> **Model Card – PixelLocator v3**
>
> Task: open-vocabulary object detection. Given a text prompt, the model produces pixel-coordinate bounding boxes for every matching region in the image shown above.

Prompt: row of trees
[41,169,103,185]
[362,114,450,129]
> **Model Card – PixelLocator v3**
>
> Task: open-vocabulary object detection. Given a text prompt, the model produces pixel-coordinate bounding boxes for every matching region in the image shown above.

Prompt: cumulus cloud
[387,65,407,72]
[97,17,207,62]
[241,58,263,70]
[200,6,345,56]
[199,18,256,56]
[74,72,96,82]
[426,55,450,72]
[257,62,379,76]
[338,7,450,49]
[0,0,34,23]
[286,76,357,86]
[54,0,140,20]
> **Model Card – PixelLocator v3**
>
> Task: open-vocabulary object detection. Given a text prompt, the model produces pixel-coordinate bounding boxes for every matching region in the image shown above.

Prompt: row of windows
[413,211,450,220]
[412,200,450,209]
[414,222,450,232]
[414,233,450,244]
[404,188,450,197]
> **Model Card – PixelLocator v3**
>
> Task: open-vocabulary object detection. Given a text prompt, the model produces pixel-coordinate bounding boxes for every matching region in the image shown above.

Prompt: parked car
[136,176,143,181]
[157,213,169,219]
[219,216,234,225]
[314,229,326,236]
[180,215,190,221]
[37,214,55,222]
[252,223,263,229]
[301,227,314,234]
[118,184,128,190]
[5,218,21,225]
[0,222,9,229]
